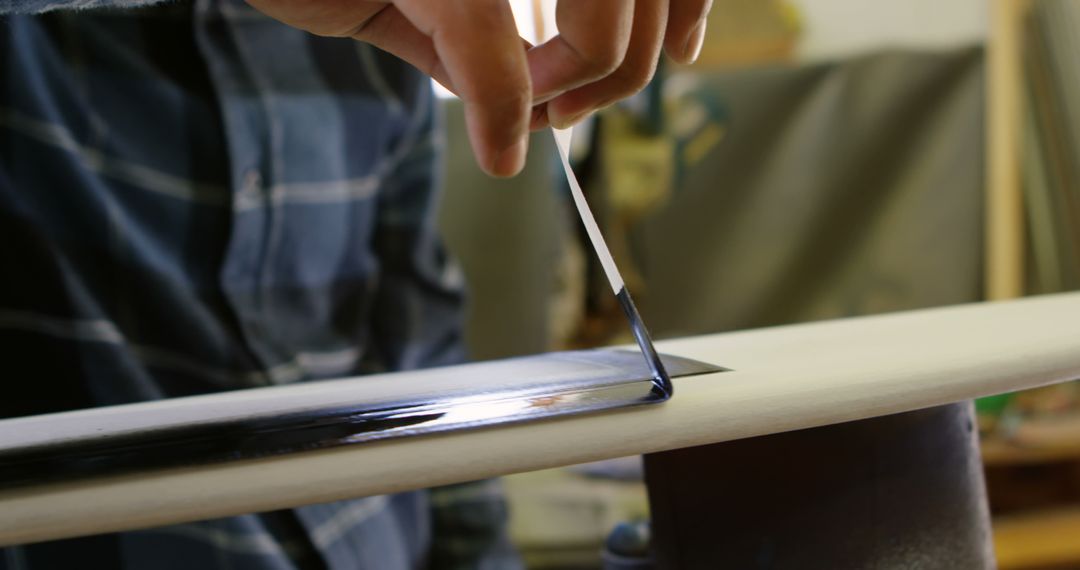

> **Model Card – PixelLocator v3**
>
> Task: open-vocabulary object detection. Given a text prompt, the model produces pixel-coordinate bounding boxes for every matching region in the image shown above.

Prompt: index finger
[664,0,713,64]
[396,0,532,177]
[527,0,635,103]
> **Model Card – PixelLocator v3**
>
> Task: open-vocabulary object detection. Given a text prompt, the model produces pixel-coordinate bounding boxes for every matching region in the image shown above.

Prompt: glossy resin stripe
[0,350,724,488]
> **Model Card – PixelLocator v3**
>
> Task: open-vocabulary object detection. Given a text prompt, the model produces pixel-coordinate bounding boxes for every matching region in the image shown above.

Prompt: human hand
[245,0,713,177]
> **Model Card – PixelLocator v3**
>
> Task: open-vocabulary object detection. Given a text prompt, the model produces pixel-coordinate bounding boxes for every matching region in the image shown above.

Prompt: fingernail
[551,109,589,130]
[533,88,565,106]
[530,106,550,131]
[683,18,707,64]
[491,136,528,177]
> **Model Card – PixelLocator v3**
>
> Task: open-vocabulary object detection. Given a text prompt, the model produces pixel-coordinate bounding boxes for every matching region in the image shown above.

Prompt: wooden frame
[986,0,1033,299]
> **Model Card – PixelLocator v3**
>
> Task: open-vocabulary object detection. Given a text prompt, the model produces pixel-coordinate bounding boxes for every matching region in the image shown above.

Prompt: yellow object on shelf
[692,0,802,68]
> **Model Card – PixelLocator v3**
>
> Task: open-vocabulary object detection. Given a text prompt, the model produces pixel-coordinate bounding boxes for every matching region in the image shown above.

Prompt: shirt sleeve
[428,479,524,570]
[364,72,468,374]
[0,0,160,15]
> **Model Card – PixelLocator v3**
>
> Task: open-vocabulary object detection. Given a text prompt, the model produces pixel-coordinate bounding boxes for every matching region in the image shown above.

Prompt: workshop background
[438,0,1080,568]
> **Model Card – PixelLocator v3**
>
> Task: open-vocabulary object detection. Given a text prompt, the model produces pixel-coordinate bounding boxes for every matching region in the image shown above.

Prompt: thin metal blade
[551,128,673,397]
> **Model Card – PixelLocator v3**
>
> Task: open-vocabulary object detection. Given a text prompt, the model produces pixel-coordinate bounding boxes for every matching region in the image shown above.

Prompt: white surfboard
[1,292,1078,546]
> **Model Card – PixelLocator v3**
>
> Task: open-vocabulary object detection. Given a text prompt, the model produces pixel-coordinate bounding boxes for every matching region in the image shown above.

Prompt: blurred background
[437,0,1080,568]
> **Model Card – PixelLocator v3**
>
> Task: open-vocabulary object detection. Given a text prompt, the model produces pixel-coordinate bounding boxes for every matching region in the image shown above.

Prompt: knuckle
[340,7,391,40]
[627,63,656,92]
[501,83,533,111]
[346,18,378,41]
[574,43,625,78]
[473,82,531,116]
[613,59,656,97]
[592,47,626,76]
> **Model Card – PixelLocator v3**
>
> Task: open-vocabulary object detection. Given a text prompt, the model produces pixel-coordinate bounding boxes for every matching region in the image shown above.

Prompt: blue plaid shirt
[0,1,520,568]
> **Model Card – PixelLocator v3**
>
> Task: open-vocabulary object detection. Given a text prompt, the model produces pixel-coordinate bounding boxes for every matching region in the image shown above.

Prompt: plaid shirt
[0,1,520,568]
